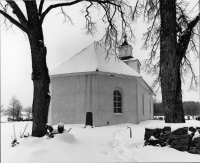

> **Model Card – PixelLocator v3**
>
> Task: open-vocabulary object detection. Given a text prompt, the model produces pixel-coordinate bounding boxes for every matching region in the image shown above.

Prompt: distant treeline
[154,101,200,116]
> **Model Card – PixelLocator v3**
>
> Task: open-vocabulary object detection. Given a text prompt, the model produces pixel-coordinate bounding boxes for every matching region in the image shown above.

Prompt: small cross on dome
[121,34,129,46]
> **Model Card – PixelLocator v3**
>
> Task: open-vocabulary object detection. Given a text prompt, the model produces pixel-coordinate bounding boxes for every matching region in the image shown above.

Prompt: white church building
[48,40,154,126]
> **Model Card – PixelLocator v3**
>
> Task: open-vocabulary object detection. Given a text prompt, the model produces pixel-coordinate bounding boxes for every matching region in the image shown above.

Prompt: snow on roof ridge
[93,41,99,71]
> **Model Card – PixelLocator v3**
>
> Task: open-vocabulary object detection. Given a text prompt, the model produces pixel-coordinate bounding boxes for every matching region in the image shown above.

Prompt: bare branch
[38,0,45,16]
[0,2,8,12]
[0,10,27,32]
[40,0,83,24]
[143,0,159,23]
[181,56,198,90]
[39,0,135,57]
[152,75,161,94]
[187,13,200,30]
[142,9,160,50]
[56,6,74,25]
[83,1,96,35]
[188,39,199,56]
[61,7,73,25]
[132,0,140,20]
[177,13,200,63]
[6,0,28,31]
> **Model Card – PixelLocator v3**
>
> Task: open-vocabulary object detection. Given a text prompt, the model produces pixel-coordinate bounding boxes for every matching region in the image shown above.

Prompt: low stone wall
[144,126,200,154]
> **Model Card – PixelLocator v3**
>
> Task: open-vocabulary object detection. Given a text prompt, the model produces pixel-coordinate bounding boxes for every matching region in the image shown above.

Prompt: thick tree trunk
[160,0,185,123]
[24,1,50,137]
[28,32,50,137]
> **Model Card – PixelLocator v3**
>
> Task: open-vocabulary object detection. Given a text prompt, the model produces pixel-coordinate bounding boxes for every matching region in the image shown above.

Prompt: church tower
[118,35,141,74]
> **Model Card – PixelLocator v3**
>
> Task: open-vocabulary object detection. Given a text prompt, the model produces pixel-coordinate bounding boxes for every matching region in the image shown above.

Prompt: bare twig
[56,6,74,25]
[20,123,29,138]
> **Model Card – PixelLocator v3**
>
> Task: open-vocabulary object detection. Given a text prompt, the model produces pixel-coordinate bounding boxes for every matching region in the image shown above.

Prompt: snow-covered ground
[1,119,200,162]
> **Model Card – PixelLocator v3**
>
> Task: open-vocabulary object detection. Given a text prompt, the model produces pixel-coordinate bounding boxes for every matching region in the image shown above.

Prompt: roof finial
[121,34,128,46]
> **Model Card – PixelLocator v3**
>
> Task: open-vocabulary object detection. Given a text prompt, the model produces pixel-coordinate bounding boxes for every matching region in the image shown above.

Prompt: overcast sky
[1,1,199,108]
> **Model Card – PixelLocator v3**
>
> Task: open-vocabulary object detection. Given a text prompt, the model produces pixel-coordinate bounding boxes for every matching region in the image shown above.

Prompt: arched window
[113,90,122,113]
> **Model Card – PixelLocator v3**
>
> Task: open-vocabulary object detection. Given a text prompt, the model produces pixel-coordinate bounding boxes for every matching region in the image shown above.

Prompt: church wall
[96,74,138,126]
[136,82,154,123]
[49,74,97,125]
[48,73,153,126]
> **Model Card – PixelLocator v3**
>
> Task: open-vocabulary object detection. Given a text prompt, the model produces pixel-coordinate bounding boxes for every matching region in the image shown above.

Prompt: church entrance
[84,112,93,128]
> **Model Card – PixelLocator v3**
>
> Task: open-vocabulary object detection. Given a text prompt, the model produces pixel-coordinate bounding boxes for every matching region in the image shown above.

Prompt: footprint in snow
[102,129,140,162]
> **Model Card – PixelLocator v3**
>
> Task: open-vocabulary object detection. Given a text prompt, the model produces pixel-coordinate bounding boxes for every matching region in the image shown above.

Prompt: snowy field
[1,118,200,162]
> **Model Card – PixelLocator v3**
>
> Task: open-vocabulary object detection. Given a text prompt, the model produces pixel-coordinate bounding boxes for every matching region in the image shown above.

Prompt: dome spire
[121,34,129,46]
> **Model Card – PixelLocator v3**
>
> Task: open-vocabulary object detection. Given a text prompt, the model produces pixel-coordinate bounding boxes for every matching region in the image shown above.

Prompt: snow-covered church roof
[50,42,141,78]
[50,41,154,95]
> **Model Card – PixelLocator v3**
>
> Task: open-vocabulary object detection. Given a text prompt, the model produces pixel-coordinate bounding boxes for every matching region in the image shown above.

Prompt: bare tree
[6,96,23,121]
[189,102,199,118]
[139,0,199,123]
[1,104,5,116]
[153,98,157,114]
[0,0,138,136]
[183,101,199,118]
[23,106,32,120]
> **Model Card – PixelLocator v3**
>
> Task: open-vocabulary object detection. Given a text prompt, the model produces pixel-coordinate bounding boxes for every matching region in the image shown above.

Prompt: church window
[113,90,122,113]
[142,93,145,115]
[150,99,151,114]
